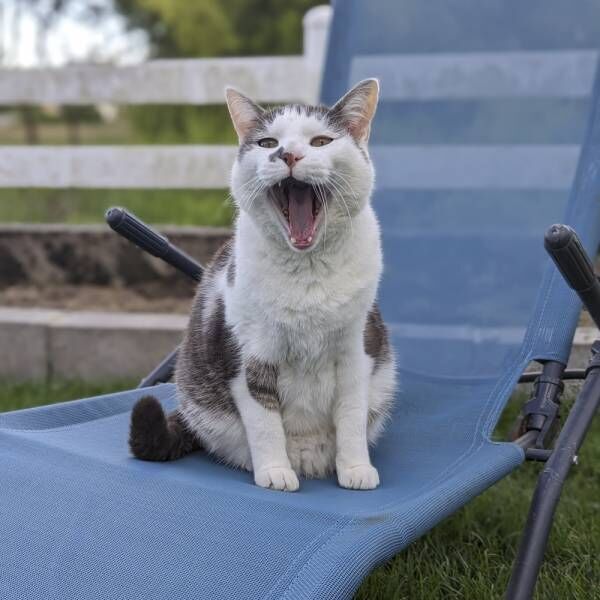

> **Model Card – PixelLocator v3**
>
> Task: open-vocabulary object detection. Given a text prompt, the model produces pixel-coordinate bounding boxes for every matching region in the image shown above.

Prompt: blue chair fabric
[3,1,600,598]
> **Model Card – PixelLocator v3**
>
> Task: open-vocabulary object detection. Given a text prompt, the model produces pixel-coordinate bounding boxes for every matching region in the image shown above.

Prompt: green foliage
[114,0,324,145]
[61,105,102,124]
[115,0,323,58]
[0,379,135,412]
[126,105,237,144]
[136,0,238,57]
[215,0,324,57]
[0,188,235,227]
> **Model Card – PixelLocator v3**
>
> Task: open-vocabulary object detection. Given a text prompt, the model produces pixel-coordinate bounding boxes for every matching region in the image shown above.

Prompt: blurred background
[0,0,323,228]
[0,0,328,383]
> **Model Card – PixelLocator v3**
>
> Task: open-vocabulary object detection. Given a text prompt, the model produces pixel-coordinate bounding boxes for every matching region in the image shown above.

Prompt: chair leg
[506,365,600,599]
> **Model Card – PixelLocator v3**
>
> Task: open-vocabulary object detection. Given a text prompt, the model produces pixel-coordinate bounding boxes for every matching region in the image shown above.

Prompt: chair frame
[106,208,599,600]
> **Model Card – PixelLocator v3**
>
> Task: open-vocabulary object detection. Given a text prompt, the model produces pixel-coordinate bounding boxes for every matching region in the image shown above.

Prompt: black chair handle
[105,207,203,281]
[544,223,600,329]
[544,224,596,292]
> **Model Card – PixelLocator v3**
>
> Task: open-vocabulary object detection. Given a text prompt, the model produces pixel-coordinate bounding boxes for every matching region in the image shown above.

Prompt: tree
[114,0,322,58]
[113,0,323,144]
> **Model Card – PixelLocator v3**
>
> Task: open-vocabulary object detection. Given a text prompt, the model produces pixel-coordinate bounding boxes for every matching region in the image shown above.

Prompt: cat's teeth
[307,236,313,243]
[291,237,297,244]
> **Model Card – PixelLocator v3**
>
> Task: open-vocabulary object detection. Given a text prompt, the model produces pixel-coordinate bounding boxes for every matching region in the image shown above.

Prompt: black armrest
[105,207,204,282]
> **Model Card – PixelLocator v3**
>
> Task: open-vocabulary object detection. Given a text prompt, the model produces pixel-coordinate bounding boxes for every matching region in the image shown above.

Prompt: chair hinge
[520,368,564,449]
[584,339,600,376]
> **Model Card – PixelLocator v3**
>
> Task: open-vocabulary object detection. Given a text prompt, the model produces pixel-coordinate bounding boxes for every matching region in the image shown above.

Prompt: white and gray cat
[129,79,396,492]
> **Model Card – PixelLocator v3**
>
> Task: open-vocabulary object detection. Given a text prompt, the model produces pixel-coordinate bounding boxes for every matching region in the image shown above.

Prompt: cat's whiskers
[327,176,354,238]
[313,181,329,252]
[332,171,362,225]
[241,177,267,213]
[333,167,360,189]
[332,171,360,204]
[226,175,262,206]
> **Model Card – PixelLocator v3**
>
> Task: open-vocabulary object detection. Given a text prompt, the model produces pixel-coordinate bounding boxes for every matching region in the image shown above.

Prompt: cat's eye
[257,138,278,148]
[310,136,334,147]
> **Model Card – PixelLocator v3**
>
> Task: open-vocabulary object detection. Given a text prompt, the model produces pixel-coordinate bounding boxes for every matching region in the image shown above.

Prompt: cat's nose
[281,151,304,168]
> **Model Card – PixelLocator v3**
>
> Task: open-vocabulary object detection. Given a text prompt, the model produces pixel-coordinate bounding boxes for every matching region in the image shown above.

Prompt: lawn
[0,188,234,227]
[0,381,597,600]
[357,390,600,600]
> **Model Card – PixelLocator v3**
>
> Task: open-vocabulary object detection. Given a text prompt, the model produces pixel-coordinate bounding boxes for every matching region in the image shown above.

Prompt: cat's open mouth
[269,177,324,250]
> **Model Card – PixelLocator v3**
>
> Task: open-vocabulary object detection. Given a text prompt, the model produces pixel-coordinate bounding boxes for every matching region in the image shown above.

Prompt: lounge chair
[2,1,599,598]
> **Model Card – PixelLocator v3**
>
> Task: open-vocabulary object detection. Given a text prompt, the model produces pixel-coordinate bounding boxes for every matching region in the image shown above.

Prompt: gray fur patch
[261,103,330,126]
[227,253,235,286]
[176,274,241,417]
[209,238,235,286]
[211,239,233,272]
[236,103,348,162]
[356,143,370,162]
[363,304,390,371]
[246,358,280,410]
[269,146,285,163]
[238,140,255,159]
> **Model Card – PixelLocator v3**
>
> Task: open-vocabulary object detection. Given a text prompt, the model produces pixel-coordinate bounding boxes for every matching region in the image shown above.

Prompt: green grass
[0,117,133,146]
[357,391,600,600]
[0,188,235,227]
[1,381,597,599]
[0,379,135,412]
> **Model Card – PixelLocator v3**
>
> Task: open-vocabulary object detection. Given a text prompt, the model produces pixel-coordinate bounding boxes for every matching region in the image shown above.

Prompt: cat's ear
[329,78,379,142]
[225,87,264,141]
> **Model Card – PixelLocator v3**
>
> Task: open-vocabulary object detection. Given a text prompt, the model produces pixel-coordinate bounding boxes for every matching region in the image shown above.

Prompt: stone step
[0,307,186,381]
[0,306,595,383]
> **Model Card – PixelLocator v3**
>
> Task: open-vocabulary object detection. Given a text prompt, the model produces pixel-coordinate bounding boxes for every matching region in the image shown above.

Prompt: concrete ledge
[0,307,187,381]
[570,327,597,370]
[0,306,596,382]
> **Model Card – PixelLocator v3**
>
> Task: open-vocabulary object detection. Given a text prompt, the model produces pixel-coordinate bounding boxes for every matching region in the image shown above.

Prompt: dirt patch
[0,223,229,314]
[0,284,194,314]
[0,224,230,288]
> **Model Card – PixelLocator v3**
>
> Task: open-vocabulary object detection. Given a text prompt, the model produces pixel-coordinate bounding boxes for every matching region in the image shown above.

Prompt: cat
[129,78,396,492]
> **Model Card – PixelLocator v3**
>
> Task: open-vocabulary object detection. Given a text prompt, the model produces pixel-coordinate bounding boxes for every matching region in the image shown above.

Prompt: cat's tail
[129,396,200,461]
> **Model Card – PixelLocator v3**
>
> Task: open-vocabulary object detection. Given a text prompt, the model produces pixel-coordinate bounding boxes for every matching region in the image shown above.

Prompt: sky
[0,0,148,67]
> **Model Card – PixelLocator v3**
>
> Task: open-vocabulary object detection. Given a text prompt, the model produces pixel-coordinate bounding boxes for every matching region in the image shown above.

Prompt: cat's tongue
[288,185,315,247]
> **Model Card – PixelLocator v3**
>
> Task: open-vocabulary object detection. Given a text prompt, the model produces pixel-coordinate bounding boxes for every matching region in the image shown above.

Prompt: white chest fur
[222,206,382,435]
[226,207,381,357]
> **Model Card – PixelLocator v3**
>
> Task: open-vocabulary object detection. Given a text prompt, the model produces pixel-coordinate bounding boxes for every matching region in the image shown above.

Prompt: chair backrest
[321,0,600,381]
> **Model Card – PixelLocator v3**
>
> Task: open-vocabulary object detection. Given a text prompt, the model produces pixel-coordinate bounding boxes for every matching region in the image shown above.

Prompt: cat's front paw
[337,464,380,490]
[255,466,300,492]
